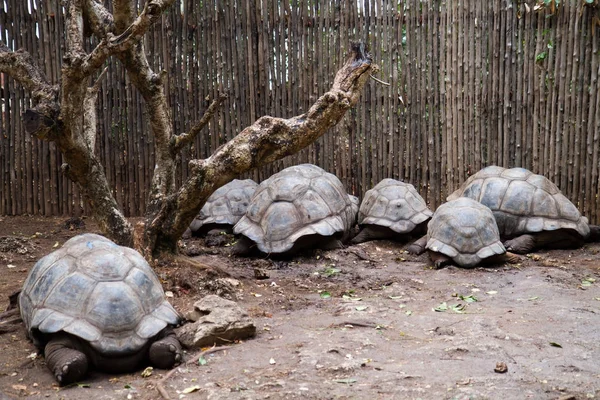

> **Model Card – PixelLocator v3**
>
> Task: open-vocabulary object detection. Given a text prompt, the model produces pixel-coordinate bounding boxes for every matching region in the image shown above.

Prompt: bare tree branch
[171,94,229,154]
[0,44,57,106]
[82,67,107,149]
[111,0,176,47]
[139,43,375,256]
[83,0,115,39]
[65,0,86,57]
[82,0,175,76]
[0,43,60,139]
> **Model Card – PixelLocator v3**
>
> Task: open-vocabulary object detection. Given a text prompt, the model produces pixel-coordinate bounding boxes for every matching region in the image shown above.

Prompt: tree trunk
[0,0,376,263]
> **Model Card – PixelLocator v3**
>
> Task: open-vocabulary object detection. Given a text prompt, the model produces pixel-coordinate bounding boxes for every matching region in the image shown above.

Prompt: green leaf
[320,291,332,299]
[582,277,596,285]
[334,378,357,384]
[459,295,478,303]
[322,267,341,277]
[198,356,208,366]
[434,302,448,312]
[536,52,547,62]
[550,342,563,348]
[124,384,132,389]
[355,306,368,311]
[451,304,466,313]
[528,296,540,301]
[77,383,91,388]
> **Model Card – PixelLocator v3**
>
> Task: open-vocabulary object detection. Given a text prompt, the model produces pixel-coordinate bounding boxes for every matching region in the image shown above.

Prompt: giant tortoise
[233,164,358,256]
[424,198,519,268]
[19,233,182,385]
[446,166,598,253]
[351,178,432,244]
[187,179,258,237]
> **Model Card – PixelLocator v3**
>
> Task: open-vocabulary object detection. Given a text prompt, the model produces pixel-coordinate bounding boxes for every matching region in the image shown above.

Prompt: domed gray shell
[358,179,432,233]
[189,179,258,233]
[427,198,506,268]
[447,166,590,239]
[19,233,180,356]
[233,164,357,254]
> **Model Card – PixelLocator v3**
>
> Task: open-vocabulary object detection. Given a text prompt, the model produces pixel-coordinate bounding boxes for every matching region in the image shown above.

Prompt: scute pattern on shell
[234,164,357,254]
[358,178,432,233]
[189,179,258,233]
[19,233,180,356]
[447,166,590,238]
[427,198,506,268]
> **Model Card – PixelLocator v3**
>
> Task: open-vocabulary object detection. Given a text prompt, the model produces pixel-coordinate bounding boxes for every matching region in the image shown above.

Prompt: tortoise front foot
[504,234,536,254]
[231,236,255,256]
[149,331,182,369]
[429,251,452,269]
[504,252,521,264]
[407,235,427,255]
[44,336,88,386]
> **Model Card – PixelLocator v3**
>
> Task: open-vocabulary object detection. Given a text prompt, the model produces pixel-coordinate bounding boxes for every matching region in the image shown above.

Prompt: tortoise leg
[149,329,182,369]
[534,231,584,250]
[428,251,452,269]
[44,334,88,386]
[232,236,256,256]
[588,225,600,242]
[407,235,427,255]
[503,234,536,254]
[320,239,344,251]
[505,231,584,253]
[503,251,521,264]
[485,252,521,266]
[351,226,391,244]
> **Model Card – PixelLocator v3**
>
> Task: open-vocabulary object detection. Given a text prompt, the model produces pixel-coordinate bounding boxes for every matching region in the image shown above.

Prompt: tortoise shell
[427,198,506,268]
[19,233,180,356]
[447,166,589,239]
[188,179,258,235]
[357,178,432,233]
[233,164,357,254]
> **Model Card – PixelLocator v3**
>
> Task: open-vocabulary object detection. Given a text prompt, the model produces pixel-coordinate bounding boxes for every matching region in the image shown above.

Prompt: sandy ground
[0,215,599,400]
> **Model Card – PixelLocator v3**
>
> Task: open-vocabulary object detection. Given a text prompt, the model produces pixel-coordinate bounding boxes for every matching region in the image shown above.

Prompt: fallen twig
[0,308,19,320]
[344,247,376,262]
[156,345,229,399]
[330,320,385,329]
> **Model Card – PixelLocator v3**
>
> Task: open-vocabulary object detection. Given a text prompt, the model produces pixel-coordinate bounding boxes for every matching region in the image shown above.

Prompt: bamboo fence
[1,1,599,224]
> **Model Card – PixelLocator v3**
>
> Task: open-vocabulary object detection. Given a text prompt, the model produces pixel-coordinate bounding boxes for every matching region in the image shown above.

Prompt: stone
[176,295,256,348]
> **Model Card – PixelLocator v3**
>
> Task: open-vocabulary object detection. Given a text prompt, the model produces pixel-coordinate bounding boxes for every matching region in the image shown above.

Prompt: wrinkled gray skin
[19,233,182,386]
[351,179,432,244]
[186,179,258,237]
[423,198,519,269]
[445,166,595,254]
[233,164,358,257]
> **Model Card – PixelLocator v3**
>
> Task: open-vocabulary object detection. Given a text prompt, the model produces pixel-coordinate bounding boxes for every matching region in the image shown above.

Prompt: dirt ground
[0,216,599,400]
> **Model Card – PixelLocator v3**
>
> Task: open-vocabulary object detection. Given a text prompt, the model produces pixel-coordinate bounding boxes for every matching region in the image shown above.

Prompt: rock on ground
[176,294,256,348]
